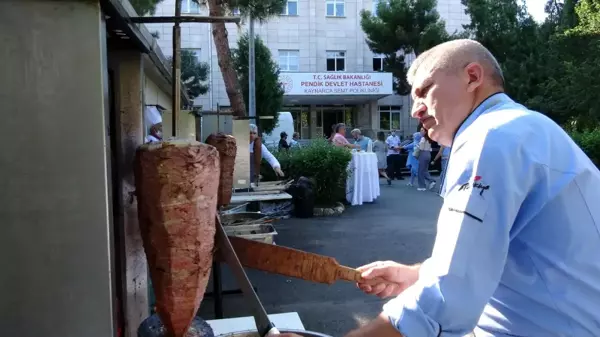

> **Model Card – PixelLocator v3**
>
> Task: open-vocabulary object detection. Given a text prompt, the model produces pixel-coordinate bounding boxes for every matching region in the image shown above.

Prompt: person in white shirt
[249,124,284,181]
[385,130,404,180]
[144,106,163,143]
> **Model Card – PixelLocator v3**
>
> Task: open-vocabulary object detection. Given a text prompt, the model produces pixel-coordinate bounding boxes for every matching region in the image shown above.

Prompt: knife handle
[336,265,363,282]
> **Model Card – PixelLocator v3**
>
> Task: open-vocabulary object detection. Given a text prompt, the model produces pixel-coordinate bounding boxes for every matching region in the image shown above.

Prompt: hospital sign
[279,72,394,96]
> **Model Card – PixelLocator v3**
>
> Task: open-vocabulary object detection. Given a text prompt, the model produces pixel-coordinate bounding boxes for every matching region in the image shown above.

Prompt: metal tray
[224,224,277,245]
[220,212,267,226]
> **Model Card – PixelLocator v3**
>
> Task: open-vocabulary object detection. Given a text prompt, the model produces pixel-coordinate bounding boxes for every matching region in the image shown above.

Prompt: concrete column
[0,1,114,337]
[111,51,149,337]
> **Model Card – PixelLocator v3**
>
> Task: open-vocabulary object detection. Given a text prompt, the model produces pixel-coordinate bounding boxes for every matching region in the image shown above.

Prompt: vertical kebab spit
[205,133,237,207]
[134,140,220,337]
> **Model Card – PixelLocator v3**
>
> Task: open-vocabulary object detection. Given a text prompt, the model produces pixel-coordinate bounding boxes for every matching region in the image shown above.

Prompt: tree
[359,0,451,95]
[167,50,210,100]
[232,33,284,134]
[203,0,286,117]
[130,0,165,16]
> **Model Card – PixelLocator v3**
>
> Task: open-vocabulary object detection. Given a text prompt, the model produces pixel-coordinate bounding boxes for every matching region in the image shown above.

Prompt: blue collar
[453,92,511,142]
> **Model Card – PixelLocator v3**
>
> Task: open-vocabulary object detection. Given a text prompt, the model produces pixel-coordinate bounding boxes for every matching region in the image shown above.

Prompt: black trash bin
[287,176,315,218]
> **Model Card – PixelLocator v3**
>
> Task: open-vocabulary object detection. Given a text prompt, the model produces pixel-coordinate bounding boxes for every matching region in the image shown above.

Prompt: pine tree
[232,33,284,134]
[360,0,450,95]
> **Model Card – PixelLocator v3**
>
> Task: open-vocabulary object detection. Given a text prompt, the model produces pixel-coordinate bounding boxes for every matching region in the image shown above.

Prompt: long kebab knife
[224,236,363,285]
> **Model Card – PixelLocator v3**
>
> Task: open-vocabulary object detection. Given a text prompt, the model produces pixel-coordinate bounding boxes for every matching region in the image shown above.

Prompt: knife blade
[215,215,280,337]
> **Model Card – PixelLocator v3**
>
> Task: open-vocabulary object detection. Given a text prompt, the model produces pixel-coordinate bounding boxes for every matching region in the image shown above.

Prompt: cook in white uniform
[249,124,284,181]
[144,106,163,143]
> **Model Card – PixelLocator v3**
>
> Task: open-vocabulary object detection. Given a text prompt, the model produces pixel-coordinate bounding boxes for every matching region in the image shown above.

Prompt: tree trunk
[207,0,247,117]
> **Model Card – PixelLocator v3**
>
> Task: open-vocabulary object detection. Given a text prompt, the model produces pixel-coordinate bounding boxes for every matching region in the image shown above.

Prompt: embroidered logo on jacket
[458,176,490,196]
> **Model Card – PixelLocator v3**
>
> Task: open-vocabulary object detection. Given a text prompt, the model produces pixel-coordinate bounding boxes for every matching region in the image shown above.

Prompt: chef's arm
[261,143,281,169]
[344,314,403,337]
[362,136,528,337]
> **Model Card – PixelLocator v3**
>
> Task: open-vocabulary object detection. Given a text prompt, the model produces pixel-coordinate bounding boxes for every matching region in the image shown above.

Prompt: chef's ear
[464,62,484,93]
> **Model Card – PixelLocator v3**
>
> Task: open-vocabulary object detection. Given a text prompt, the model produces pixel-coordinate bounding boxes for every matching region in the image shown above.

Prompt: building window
[373,53,385,71]
[279,50,300,72]
[379,105,403,130]
[326,0,345,17]
[282,0,298,15]
[181,0,201,14]
[326,51,345,71]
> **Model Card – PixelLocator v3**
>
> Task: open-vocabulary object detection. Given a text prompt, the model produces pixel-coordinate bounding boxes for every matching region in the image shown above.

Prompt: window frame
[372,53,385,72]
[326,0,345,17]
[378,105,403,130]
[181,0,201,14]
[326,51,346,72]
[278,50,300,72]
[281,0,299,15]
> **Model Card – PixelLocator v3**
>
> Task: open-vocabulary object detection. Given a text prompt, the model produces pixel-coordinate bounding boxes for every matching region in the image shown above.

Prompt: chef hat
[249,124,258,133]
[145,106,162,127]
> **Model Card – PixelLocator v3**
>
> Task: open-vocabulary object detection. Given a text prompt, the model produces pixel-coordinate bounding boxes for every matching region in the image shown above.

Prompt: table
[207,312,305,335]
[346,152,380,206]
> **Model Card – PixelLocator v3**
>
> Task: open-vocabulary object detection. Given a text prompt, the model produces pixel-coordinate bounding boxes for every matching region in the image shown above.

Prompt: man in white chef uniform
[144,106,163,143]
[249,123,284,182]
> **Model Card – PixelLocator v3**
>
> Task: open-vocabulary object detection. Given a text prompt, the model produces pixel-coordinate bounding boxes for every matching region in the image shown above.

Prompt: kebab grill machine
[133,124,362,337]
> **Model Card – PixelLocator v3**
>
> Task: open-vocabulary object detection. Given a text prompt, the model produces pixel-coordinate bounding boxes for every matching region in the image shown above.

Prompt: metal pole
[172,0,182,137]
[248,16,256,119]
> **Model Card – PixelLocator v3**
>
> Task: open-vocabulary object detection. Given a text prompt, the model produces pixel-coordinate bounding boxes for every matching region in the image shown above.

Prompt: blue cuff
[382,285,441,337]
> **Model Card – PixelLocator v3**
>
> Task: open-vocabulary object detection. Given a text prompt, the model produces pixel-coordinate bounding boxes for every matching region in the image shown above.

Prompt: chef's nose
[411,103,427,119]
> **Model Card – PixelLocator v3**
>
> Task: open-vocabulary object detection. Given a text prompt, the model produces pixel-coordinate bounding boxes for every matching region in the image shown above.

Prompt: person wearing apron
[249,123,284,182]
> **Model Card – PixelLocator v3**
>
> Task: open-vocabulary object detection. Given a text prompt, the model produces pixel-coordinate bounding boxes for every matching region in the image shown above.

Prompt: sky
[526,0,548,22]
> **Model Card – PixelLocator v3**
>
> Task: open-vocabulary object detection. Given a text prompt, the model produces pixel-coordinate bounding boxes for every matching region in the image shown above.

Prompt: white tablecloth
[346,152,380,205]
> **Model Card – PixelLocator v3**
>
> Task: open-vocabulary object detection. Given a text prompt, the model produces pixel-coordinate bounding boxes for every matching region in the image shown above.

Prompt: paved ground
[199,177,444,335]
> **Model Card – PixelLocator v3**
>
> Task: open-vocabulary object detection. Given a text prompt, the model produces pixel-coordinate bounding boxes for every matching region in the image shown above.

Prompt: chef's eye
[418,84,432,97]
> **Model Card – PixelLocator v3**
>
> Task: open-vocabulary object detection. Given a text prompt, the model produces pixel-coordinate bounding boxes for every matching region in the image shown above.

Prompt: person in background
[432,144,451,194]
[144,106,163,143]
[416,127,436,191]
[351,128,372,151]
[278,131,290,151]
[402,129,423,187]
[385,130,404,180]
[332,123,359,149]
[290,132,300,148]
[373,131,392,185]
[249,124,284,181]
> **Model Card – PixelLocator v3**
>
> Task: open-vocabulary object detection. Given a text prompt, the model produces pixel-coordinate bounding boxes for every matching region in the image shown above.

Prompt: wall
[144,75,172,109]
[0,1,115,336]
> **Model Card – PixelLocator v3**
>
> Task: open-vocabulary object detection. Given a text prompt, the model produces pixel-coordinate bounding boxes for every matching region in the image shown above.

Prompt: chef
[249,124,284,181]
[280,40,600,337]
[144,106,163,143]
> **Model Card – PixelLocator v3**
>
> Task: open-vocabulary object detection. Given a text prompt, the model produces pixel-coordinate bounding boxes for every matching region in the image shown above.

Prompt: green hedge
[569,128,600,168]
[261,139,353,205]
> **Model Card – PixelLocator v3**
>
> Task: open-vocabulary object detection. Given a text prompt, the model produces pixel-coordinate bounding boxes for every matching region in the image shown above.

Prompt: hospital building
[148,0,470,139]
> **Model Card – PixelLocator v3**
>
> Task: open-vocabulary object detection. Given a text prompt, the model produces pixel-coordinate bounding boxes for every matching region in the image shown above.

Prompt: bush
[568,128,600,168]
[260,139,353,205]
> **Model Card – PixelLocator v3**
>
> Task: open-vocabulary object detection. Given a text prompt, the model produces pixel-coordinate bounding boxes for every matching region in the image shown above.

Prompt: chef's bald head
[407,39,504,89]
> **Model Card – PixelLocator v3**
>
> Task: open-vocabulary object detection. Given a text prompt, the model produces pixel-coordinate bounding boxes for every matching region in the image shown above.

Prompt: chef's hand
[356,261,419,299]
[274,167,285,177]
